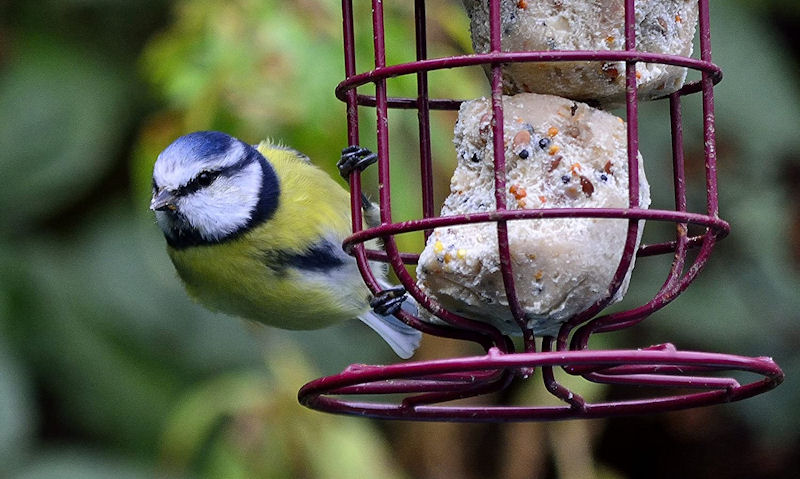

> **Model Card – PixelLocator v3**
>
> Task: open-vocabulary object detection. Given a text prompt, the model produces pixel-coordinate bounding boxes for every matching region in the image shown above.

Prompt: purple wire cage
[298,0,784,421]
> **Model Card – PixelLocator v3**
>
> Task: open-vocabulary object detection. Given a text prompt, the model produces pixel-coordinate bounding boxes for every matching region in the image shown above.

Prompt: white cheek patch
[178,161,264,242]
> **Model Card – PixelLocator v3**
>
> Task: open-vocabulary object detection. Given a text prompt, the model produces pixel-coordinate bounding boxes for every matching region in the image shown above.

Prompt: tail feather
[359,304,421,359]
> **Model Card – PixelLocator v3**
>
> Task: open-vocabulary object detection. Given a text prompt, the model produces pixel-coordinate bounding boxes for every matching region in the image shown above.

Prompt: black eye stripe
[175,154,254,197]
[177,170,218,196]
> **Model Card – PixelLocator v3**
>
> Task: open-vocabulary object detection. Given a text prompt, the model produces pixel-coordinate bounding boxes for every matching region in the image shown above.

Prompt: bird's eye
[196,171,218,188]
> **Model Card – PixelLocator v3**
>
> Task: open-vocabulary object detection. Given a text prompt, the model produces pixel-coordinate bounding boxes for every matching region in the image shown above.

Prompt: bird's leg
[341,146,406,311]
[370,286,408,316]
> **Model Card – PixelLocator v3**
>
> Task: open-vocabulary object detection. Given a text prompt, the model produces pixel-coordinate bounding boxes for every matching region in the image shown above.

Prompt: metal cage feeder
[298,0,784,421]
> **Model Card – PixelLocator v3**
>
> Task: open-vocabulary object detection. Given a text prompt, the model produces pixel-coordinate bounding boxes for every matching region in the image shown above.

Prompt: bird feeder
[298,0,783,421]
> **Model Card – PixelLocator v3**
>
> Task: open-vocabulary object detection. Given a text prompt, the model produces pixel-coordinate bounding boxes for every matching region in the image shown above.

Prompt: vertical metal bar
[624,0,640,207]
[488,0,505,211]
[698,0,719,218]
[671,95,688,215]
[372,0,392,225]
[342,0,364,238]
[342,0,359,146]
[615,0,643,305]
[669,92,689,281]
[488,0,506,216]
[415,0,435,240]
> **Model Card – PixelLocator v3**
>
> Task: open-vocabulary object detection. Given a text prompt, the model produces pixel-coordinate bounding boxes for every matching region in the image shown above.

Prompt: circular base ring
[298,346,783,422]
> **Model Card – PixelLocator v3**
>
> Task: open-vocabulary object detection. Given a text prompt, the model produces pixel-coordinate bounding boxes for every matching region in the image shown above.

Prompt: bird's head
[150,131,279,248]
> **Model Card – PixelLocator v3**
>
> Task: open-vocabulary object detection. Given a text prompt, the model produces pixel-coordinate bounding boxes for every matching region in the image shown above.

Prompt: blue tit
[150,131,421,358]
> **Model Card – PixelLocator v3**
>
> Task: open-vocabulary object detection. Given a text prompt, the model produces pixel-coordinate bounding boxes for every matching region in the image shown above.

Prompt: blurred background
[1,0,799,477]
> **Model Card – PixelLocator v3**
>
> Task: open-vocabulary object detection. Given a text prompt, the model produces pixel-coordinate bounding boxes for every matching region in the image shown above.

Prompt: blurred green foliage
[1,0,799,478]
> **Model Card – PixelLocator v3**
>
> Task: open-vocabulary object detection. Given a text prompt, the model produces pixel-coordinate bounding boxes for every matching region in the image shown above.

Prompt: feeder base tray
[298,344,783,422]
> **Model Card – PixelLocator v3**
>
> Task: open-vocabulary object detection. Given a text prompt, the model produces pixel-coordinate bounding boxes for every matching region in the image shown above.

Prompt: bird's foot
[370,286,407,316]
[339,145,378,180]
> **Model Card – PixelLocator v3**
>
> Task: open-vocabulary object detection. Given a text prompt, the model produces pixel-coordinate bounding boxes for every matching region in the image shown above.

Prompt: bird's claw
[339,145,378,180]
[370,286,407,316]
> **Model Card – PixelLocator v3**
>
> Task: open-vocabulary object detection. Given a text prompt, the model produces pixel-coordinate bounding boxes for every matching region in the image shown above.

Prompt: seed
[513,129,531,148]
[434,240,444,254]
[565,125,581,137]
[538,137,551,149]
[509,184,527,199]
[602,63,619,81]
[565,187,580,199]
[579,175,594,197]
[547,126,559,137]
[548,145,561,155]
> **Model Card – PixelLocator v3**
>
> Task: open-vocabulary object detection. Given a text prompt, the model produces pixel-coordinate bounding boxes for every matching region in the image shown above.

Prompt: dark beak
[150,188,178,211]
